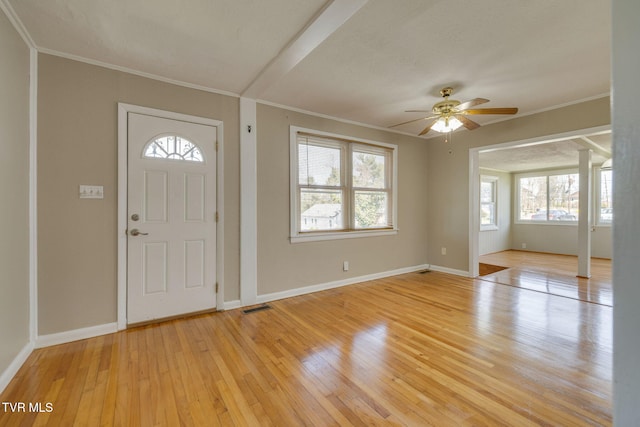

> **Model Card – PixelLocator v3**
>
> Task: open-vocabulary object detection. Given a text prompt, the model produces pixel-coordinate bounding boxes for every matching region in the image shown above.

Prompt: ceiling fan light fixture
[431,116,463,133]
[389,87,517,137]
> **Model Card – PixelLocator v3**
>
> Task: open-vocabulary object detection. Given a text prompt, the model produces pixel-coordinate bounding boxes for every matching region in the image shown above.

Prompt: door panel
[184,240,205,288]
[144,171,168,222]
[185,173,206,221]
[127,112,217,324]
[143,242,168,294]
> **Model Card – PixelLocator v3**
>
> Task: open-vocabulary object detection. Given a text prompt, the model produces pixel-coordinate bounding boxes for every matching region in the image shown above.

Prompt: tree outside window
[599,169,613,224]
[292,129,396,240]
[517,172,579,221]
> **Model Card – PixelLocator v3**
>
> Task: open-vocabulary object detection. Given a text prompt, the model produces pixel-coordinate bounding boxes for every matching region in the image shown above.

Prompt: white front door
[127,112,217,324]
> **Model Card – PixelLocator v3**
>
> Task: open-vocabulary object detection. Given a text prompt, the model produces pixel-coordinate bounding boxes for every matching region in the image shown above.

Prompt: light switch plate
[79,185,104,199]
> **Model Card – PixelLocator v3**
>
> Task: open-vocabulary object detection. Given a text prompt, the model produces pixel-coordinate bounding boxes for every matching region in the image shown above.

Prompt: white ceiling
[5,0,611,169]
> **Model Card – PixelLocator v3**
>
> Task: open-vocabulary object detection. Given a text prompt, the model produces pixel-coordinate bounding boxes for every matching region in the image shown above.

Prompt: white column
[577,149,591,278]
[468,149,480,278]
[240,97,258,306]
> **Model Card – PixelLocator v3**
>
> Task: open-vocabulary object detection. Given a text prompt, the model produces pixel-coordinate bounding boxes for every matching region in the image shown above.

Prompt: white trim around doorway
[468,125,611,279]
[117,103,225,330]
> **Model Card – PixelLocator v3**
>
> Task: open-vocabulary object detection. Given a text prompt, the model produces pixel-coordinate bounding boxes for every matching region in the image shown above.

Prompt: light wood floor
[479,250,612,306]
[0,269,611,426]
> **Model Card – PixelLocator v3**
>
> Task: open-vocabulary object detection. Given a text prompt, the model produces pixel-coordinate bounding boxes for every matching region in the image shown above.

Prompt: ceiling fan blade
[418,120,438,136]
[405,109,432,113]
[455,115,480,130]
[463,107,519,115]
[456,98,489,111]
[389,115,437,128]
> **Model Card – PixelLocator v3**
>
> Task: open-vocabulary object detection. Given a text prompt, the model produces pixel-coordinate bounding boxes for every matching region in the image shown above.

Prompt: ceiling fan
[390,87,518,136]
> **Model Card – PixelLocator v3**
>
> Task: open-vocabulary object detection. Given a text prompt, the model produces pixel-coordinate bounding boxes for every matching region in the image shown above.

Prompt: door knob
[129,229,149,236]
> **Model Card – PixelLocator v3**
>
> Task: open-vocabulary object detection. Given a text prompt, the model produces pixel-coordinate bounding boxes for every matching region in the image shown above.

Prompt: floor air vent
[243,304,272,314]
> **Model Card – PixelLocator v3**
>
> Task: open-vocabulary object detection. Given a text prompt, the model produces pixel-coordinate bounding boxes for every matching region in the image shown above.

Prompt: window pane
[481,203,495,225]
[300,189,343,231]
[480,181,494,203]
[144,135,203,162]
[600,169,613,223]
[520,176,547,220]
[352,151,385,189]
[354,191,388,229]
[548,174,578,220]
[298,143,341,186]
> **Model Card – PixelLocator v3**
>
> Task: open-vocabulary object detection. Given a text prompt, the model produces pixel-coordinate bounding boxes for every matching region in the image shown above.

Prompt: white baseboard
[35,322,118,349]
[428,264,471,277]
[0,341,34,394]
[256,264,430,305]
[223,300,242,310]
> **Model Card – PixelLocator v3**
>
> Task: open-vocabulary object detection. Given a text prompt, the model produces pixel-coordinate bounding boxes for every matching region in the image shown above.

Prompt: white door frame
[117,103,224,330]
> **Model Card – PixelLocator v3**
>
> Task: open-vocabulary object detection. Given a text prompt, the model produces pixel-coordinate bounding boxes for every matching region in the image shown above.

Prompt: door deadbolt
[131,214,140,221]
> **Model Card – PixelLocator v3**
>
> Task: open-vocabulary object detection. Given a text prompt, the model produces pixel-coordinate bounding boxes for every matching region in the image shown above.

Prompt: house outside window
[480,176,498,230]
[516,170,579,222]
[290,127,397,242]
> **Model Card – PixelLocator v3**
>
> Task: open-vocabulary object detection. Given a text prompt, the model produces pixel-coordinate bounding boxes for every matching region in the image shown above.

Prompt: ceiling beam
[575,136,611,159]
[241,0,368,99]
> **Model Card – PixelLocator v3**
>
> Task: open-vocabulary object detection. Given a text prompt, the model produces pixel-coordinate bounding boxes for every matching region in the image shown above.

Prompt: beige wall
[511,223,612,259]
[256,104,429,295]
[0,11,31,374]
[427,97,611,272]
[37,54,240,334]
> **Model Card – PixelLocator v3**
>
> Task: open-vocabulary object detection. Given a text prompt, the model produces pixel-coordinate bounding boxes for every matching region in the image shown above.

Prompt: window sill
[514,221,578,226]
[291,228,398,243]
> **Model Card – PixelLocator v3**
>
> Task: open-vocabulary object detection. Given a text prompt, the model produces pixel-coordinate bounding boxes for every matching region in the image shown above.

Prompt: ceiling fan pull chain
[445,131,451,144]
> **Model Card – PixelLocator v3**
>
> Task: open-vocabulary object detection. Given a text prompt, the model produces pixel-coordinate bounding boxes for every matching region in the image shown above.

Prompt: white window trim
[290,126,398,243]
[514,168,579,225]
[595,165,613,227]
[480,175,498,231]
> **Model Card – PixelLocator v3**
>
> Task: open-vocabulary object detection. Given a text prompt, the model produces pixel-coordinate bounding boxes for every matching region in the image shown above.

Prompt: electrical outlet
[522,243,527,249]
[441,247,447,255]
[343,261,349,271]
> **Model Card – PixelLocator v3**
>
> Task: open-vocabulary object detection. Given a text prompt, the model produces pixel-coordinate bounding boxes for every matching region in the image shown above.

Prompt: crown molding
[0,0,36,48]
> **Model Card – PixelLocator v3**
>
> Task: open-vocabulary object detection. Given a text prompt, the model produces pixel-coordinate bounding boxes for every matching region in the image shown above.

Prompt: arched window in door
[143,135,204,162]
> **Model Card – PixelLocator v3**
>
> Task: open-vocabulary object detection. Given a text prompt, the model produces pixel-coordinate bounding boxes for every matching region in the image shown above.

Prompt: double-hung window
[480,176,498,230]
[291,127,397,242]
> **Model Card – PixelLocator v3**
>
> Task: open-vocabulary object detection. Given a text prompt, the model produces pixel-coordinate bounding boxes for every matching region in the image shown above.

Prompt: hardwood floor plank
[0,270,611,426]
